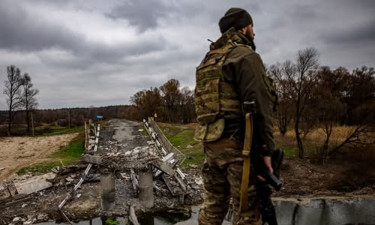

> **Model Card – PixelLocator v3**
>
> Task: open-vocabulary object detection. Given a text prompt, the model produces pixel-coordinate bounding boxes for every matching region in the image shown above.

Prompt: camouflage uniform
[195,13,276,225]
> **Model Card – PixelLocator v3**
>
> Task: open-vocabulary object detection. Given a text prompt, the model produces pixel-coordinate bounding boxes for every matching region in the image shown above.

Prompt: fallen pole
[129,205,140,225]
[59,209,73,225]
[58,124,100,223]
[130,169,138,192]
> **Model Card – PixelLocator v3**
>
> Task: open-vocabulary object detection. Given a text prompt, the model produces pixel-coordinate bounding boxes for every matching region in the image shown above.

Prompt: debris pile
[0,119,204,225]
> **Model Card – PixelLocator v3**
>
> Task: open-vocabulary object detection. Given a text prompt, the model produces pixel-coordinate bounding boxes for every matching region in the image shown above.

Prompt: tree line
[130,48,374,161]
[130,79,196,123]
[3,65,39,135]
[268,48,374,160]
[0,105,138,136]
[3,49,373,159]
[1,65,141,136]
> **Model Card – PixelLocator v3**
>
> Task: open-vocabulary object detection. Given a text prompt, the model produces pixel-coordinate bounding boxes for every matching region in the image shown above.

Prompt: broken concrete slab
[13,173,56,195]
[153,161,176,176]
[0,182,17,202]
[0,183,12,201]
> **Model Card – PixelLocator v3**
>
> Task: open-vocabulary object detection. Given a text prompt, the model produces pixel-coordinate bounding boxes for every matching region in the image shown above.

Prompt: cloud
[107,0,170,32]
[0,1,83,52]
[0,0,374,110]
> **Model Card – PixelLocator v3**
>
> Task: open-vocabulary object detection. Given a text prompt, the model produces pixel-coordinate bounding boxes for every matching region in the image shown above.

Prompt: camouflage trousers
[198,138,262,225]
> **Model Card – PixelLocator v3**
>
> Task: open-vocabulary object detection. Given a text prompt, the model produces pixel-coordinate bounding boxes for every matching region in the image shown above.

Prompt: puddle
[36,197,375,225]
[37,209,197,225]
[274,196,375,225]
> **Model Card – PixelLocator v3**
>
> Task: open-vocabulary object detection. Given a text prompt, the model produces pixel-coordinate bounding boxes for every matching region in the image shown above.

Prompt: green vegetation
[158,123,312,168]
[105,217,120,225]
[275,144,297,158]
[17,162,62,175]
[52,132,85,160]
[160,124,185,139]
[9,125,84,137]
[17,132,85,175]
[158,122,304,168]
[34,125,84,136]
[158,123,204,168]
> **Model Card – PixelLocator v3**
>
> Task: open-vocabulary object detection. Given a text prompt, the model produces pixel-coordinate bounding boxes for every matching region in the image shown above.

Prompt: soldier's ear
[238,27,247,35]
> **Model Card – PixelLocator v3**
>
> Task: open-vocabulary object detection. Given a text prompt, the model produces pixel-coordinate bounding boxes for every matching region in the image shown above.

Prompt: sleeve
[225,49,275,155]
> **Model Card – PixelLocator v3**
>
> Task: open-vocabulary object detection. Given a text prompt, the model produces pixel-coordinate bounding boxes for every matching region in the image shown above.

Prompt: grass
[34,125,84,136]
[157,122,304,168]
[158,123,204,168]
[105,217,120,225]
[17,132,85,175]
[17,162,63,175]
[157,123,369,167]
[7,125,84,137]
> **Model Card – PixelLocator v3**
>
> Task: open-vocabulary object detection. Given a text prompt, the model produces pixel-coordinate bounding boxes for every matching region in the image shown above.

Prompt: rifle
[254,149,283,191]
[255,149,283,225]
[242,100,283,191]
[241,100,283,225]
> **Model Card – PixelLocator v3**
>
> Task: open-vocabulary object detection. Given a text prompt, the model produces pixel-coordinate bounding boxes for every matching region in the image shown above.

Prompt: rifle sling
[239,112,253,213]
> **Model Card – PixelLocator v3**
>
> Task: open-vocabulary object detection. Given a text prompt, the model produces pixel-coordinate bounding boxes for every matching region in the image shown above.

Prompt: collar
[210,27,253,50]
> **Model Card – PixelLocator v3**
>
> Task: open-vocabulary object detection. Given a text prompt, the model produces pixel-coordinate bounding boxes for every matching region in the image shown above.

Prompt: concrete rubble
[0,119,204,225]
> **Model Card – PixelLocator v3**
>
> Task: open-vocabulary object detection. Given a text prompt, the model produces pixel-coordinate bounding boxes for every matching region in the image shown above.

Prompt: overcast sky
[0,0,374,110]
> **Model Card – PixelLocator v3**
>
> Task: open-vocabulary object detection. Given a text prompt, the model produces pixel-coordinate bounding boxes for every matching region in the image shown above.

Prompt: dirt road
[0,133,78,181]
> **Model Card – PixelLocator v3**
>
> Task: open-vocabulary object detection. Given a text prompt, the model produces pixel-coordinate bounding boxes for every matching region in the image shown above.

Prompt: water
[37,208,198,225]
[274,197,375,225]
[37,197,375,225]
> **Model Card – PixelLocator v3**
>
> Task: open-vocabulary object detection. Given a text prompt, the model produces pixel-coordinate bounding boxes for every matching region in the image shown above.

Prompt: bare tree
[180,87,196,123]
[293,48,319,158]
[160,79,182,122]
[19,73,39,133]
[343,66,375,125]
[271,48,319,158]
[3,65,22,136]
[312,67,346,160]
[268,64,294,135]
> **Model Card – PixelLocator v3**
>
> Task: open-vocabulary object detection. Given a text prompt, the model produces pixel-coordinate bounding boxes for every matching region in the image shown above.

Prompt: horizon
[1,0,374,110]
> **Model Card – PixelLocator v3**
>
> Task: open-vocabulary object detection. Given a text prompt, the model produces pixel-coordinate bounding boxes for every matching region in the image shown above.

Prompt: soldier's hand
[257,156,273,182]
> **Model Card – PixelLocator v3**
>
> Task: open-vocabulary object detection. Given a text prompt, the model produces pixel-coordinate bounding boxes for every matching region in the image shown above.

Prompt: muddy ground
[277,157,375,198]
[0,119,374,225]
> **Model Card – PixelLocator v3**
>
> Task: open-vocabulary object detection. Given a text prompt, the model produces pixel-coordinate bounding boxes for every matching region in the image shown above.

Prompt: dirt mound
[0,134,79,181]
[276,156,375,197]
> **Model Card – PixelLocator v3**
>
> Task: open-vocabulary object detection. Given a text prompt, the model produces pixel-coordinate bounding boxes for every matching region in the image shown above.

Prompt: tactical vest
[194,38,241,142]
[194,32,278,142]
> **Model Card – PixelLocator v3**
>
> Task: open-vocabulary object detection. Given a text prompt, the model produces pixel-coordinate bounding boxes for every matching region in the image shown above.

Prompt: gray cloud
[323,19,375,45]
[107,0,170,32]
[0,0,374,110]
[0,1,83,52]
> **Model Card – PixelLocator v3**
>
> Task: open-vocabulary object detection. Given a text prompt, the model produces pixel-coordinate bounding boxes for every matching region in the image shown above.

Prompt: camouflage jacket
[195,28,276,156]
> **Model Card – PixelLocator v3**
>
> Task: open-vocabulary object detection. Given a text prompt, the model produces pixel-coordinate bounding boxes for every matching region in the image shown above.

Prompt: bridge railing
[144,117,186,165]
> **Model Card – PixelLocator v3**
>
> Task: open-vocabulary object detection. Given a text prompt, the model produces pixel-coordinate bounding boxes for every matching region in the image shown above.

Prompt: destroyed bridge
[0,119,203,225]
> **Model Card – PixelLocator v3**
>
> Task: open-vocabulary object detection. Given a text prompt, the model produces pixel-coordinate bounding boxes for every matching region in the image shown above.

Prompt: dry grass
[274,125,374,158]
[159,122,374,160]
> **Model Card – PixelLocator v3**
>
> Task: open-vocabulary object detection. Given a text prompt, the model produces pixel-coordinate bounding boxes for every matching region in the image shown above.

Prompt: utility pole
[68,109,71,129]
[31,112,35,136]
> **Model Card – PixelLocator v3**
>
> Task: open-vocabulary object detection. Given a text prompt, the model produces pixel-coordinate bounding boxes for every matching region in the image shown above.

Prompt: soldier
[194,8,278,225]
